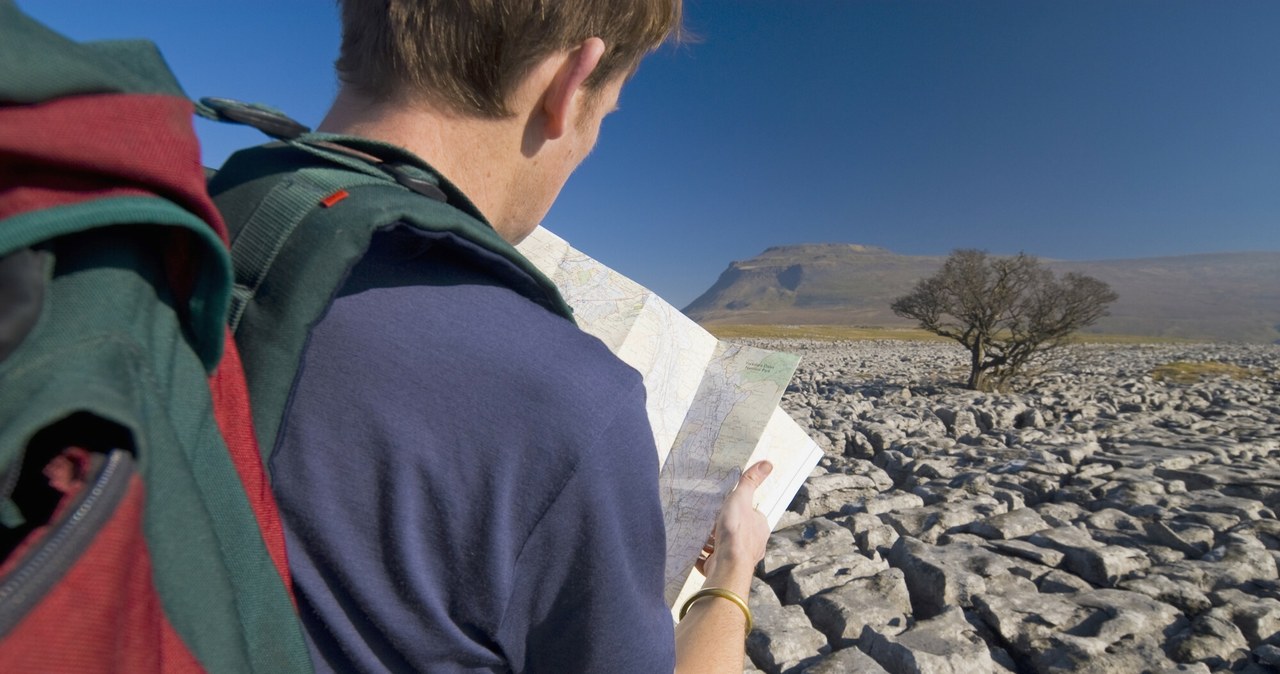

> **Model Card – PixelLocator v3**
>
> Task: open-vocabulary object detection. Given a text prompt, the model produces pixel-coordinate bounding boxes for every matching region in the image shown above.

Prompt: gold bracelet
[677,587,753,636]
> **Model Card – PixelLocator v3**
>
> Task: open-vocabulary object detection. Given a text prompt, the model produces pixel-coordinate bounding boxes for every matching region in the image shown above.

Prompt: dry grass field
[704,323,1203,345]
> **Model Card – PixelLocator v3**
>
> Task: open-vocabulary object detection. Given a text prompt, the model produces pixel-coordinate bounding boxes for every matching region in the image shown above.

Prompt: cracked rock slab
[747,577,829,674]
[880,498,1007,544]
[763,518,859,577]
[860,607,995,674]
[803,568,912,647]
[1209,588,1280,647]
[1169,607,1250,669]
[989,539,1066,568]
[974,588,1190,673]
[1028,526,1151,587]
[797,647,891,674]
[783,553,888,604]
[1118,573,1212,615]
[888,536,1021,619]
[964,507,1051,540]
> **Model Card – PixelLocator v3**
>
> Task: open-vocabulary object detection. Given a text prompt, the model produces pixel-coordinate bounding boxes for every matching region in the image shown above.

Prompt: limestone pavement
[736,340,1280,674]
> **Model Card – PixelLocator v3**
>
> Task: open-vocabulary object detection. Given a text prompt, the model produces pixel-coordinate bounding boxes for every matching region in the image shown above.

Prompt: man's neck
[317,88,529,242]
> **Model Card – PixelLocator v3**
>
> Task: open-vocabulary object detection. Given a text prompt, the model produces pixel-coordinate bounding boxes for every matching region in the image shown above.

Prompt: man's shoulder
[321,225,643,410]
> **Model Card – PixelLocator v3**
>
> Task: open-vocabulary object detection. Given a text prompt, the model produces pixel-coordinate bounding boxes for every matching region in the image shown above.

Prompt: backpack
[199,98,574,463]
[0,4,312,672]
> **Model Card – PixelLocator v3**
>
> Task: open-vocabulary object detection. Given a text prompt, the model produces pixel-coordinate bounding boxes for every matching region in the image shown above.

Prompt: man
[216,1,771,671]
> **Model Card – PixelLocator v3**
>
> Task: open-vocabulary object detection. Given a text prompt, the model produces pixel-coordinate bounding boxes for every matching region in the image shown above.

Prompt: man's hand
[696,461,772,591]
[675,461,773,674]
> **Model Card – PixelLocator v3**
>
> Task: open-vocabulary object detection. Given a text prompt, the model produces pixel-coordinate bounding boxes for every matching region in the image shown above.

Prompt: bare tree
[891,250,1118,391]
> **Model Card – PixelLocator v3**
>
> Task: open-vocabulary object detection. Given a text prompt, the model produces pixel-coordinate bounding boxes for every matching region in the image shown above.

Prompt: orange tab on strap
[320,189,349,208]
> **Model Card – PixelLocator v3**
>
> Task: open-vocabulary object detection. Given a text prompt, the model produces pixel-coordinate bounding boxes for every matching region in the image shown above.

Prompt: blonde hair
[335,0,682,117]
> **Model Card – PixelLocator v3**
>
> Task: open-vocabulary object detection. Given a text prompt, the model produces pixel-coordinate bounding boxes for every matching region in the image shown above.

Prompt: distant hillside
[683,245,1280,343]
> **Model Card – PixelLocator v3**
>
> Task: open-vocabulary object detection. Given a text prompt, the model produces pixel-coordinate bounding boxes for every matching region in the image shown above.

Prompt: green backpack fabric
[202,99,574,462]
[0,3,311,671]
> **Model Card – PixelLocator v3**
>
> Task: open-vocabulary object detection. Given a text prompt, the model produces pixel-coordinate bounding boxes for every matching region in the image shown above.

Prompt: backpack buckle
[197,97,311,141]
[381,163,448,203]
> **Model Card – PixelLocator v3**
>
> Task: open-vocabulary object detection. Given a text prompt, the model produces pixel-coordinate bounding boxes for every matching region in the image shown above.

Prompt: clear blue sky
[23,1,1280,308]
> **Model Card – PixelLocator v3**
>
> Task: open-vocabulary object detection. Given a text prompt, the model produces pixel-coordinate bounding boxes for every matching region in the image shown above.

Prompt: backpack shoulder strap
[224,160,386,331]
[205,99,573,461]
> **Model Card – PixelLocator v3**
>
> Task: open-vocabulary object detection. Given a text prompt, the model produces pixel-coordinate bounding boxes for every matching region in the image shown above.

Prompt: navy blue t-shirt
[271,225,675,673]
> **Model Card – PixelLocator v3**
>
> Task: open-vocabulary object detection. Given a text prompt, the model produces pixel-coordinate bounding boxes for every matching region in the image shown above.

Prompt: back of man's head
[335,0,682,117]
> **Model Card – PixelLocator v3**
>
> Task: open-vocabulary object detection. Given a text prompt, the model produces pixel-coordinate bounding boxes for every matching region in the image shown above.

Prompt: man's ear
[543,37,606,140]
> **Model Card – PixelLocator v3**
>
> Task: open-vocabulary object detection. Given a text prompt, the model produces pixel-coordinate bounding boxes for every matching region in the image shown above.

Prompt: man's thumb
[739,460,773,490]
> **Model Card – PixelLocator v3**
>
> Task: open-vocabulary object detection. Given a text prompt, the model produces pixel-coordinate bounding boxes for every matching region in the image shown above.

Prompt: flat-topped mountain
[683,245,1280,343]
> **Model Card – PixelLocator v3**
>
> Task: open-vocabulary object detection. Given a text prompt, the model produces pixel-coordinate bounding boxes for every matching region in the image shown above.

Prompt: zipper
[0,448,134,636]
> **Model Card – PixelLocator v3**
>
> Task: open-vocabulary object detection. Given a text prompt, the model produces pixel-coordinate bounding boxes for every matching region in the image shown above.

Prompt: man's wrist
[702,561,755,598]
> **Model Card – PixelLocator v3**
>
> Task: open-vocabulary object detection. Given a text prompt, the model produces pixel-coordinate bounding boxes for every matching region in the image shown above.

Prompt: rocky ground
[738,340,1280,674]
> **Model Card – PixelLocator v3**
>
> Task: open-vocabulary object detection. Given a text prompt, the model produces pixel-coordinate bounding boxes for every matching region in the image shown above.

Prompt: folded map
[517,227,823,610]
